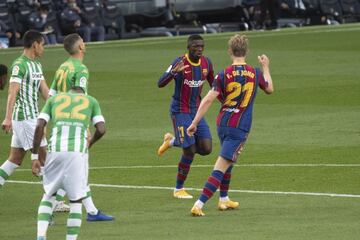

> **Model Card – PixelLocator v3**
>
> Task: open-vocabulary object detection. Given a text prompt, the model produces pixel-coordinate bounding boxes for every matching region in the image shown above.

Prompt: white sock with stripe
[66,203,82,240]
[53,188,67,211]
[82,186,98,215]
[37,194,55,238]
[0,160,19,185]
[56,188,67,201]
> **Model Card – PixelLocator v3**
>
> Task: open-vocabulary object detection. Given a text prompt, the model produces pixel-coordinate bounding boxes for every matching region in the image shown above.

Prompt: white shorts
[11,119,47,151]
[43,152,88,201]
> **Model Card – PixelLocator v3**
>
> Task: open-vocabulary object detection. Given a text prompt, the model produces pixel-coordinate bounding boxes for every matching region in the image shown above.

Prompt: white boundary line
[14,163,360,171]
[6,180,360,199]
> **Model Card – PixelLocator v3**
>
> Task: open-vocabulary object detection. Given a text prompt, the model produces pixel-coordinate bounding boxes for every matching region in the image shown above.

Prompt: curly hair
[228,34,248,57]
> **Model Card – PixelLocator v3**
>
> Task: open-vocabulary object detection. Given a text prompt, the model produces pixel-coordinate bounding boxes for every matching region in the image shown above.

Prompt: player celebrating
[187,34,274,216]
[32,85,106,240]
[0,30,49,187]
[48,33,113,221]
[157,34,214,199]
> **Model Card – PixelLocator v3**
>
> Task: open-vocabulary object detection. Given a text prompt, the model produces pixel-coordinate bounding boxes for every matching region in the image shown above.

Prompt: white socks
[66,203,82,240]
[220,196,230,202]
[37,195,55,238]
[0,160,19,185]
[194,200,204,209]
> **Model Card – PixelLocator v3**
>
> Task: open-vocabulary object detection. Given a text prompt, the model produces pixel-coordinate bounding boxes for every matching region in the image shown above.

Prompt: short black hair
[23,30,44,48]
[187,34,203,45]
[63,33,82,55]
[0,64,7,76]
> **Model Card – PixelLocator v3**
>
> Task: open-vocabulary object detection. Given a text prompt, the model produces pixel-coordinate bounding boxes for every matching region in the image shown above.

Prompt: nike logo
[184,71,191,74]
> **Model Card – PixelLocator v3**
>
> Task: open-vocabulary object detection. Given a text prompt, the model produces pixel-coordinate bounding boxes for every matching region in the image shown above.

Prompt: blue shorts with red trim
[171,113,212,148]
[217,126,248,162]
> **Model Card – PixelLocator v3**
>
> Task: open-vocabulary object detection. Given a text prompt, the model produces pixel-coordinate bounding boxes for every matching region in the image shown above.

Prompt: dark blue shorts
[217,126,248,162]
[171,113,212,148]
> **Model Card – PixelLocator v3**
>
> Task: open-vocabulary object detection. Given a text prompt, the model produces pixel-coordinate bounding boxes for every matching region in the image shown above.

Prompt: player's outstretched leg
[66,203,82,240]
[53,189,70,212]
[0,160,19,187]
[218,165,239,211]
[37,194,56,239]
[157,133,175,156]
[191,170,224,216]
[174,155,193,199]
[84,187,114,221]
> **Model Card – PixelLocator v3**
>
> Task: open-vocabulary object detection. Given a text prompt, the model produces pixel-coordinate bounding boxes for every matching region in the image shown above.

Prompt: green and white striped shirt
[10,54,45,120]
[38,92,104,153]
[49,57,89,96]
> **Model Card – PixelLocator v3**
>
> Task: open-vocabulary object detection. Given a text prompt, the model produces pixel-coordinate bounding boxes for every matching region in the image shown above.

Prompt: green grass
[1,23,360,239]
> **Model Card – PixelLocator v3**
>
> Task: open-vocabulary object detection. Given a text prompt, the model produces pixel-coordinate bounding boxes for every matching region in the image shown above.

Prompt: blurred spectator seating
[242,0,261,30]
[14,0,36,36]
[1,0,360,48]
[101,0,125,39]
[280,0,308,18]
[80,0,105,41]
[0,19,11,48]
[28,4,58,44]
[0,0,21,47]
[340,0,360,22]
[319,0,343,23]
[60,0,90,42]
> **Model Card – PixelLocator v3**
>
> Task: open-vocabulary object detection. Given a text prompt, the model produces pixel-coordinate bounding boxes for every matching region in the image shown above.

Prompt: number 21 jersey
[213,64,268,132]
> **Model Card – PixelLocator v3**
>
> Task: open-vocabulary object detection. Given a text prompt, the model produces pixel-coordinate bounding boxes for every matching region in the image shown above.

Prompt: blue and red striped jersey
[158,54,214,114]
[213,64,268,131]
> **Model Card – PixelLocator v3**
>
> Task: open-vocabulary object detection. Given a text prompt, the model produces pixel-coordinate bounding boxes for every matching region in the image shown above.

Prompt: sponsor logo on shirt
[32,73,43,79]
[223,108,240,113]
[184,79,204,88]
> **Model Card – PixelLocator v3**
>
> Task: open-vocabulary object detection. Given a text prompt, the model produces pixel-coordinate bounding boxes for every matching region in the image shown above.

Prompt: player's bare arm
[187,89,219,137]
[39,79,50,99]
[31,119,47,176]
[89,122,106,149]
[258,54,274,94]
[1,82,20,133]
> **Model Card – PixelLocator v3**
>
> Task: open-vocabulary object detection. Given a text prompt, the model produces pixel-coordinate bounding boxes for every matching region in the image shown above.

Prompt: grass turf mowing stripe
[6,180,360,199]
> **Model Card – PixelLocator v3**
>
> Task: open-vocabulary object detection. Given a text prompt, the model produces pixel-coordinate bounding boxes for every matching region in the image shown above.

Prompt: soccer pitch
[1,24,360,240]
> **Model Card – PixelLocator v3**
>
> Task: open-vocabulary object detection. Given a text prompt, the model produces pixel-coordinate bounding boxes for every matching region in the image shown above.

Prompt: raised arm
[1,82,20,133]
[258,54,274,94]
[158,57,188,88]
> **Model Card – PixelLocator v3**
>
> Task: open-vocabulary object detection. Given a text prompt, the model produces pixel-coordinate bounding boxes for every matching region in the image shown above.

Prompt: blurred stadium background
[1,0,360,47]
